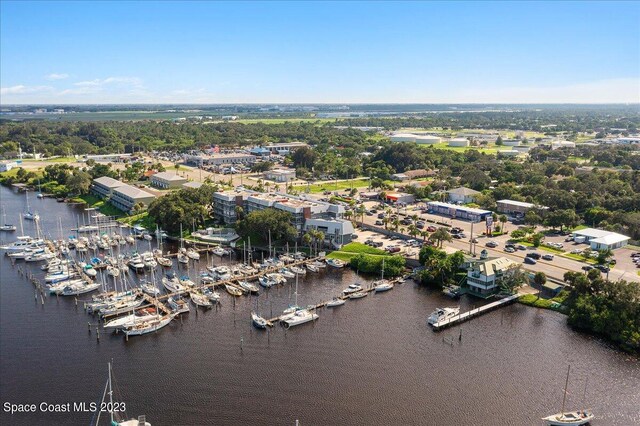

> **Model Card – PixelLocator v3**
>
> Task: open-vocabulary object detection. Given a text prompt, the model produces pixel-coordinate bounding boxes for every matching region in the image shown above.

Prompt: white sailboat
[93,363,151,425]
[281,274,318,327]
[23,189,39,221]
[0,208,16,232]
[190,290,213,308]
[542,366,594,426]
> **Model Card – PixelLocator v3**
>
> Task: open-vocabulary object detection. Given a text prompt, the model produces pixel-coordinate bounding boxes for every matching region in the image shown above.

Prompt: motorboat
[190,291,213,308]
[325,258,346,268]
[186,248,200,260]
[373,280,394,293]
[427,307,460,326]
[200,272,215,284]
[326,297,346,307]
[127,255,145,273]
[225,284,243,297]
[162,273,187,294]
[266,273,286,284]
[306,263,319,273]
[212,247,230,257]
[106,265,121,277]
[83,264,98,277]
[61,281,101,296]
[348,291,368,299]
[203,288,221,303]
[311,260,326,268]
[279,254,295,264]
[177,252,189,264]
[279,268,296,279]
[156,255,172,267]
[212,266,232,281]
[238,280,259,294]
[259,275,277,288]
[282,308,318,328]
[48,278,86,294]
[179,275,196,289]
[140,252,157,269]
[289,266,306,275]
[167,296,190,314]
[342,283,363,295]
[0,224,16,232]
[251,312,270,329]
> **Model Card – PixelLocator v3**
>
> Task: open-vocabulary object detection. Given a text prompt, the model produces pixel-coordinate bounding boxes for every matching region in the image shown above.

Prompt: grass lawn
[340,242,387,255]
[562,253,597,264]
[419,142,513,155]
[296,178,371,194]
[78,194,126,218]
[518,293,568,313]
[233,118,340,125]
[43,156,77,163]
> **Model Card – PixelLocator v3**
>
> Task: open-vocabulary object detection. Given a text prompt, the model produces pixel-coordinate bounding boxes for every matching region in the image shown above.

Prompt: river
[0,185,638,425]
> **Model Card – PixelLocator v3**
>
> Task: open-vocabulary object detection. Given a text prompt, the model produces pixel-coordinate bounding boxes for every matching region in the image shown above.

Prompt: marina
[1,186,638,425]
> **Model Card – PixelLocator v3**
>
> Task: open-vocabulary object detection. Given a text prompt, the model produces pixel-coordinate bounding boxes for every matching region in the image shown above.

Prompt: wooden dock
[430,294,519,331]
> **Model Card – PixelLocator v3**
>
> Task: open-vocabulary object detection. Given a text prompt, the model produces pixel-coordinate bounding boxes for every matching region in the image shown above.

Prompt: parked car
[582,265,593,271]
[374,241,384,248]
[565,236,574,242]
[542,254,555,261]
[375,220,383,226]
[427,226,437,232]
[524,257,537,265]
[516,244,527,251]
[595,265,610,273]
[452,234,463,239]
[526,252,541,260]
[377,213,385,219]
[485,241,498,248]
[504,247,516,253]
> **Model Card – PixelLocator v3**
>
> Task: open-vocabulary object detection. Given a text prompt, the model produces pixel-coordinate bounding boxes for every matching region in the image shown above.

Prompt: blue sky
[1,1,639,104]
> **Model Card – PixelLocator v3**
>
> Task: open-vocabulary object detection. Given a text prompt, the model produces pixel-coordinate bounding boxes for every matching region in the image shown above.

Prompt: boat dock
[430,294,520,331]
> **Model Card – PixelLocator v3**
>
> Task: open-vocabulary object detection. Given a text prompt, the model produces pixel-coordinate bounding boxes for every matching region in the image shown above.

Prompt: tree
[418,246,465,288]
[524,210,542,227]
[531,232,544,247]
[500,265,528,294]
[292,146,317,169]
[499,215,508,233]
[66,170,92,195]
[236,208,297,245]
[533,271,547,289]
[429,227,452,248]
[596,249,613,266]
[495,136,503,146]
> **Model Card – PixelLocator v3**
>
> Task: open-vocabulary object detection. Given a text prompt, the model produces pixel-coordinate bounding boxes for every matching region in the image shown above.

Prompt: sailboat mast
[108,362,114,424]
[561,365,570,415]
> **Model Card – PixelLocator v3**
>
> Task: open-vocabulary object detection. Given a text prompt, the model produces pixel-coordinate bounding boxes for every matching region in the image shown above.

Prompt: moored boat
[427,307,460,326]
[326,297,346,307]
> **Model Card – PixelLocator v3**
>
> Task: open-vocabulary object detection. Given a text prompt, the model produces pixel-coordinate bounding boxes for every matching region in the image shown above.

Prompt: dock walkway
[430,294,519,331]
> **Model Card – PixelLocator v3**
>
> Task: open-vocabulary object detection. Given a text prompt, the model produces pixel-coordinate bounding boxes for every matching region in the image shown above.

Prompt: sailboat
[373,258,394,293]
[542,366,594,426]
[280,274,318,327]
[23,189,39,221]
[251,312,270,329]
[93,363,151,426]
[0,208,16,232]
[36,180,44,198]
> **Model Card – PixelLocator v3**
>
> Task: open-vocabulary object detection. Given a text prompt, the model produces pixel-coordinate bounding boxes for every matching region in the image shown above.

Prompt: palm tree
[382,217,390,229]
[429,227,452,248]
[499,215,508,234]
[421,230,429,242]
[392,218,400,232]
[408,224,418,239]
[533,272,547,300]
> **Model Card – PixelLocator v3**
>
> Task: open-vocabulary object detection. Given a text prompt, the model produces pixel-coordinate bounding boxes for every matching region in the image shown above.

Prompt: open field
[230,118,340,125]
[420,142,514,154]
[292,178,372,193]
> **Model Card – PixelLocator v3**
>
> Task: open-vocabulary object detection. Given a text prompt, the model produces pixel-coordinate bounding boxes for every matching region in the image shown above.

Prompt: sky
[1,1,639,104]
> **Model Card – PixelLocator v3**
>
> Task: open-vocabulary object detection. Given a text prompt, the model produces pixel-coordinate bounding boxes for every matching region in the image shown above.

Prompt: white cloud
[74,77,143,87]
[44,73,69,81]
[1,85,53,95]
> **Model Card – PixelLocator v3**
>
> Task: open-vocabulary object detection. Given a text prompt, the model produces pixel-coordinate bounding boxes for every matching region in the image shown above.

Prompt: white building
[501,139,521,146]
[183,153,256,167]
[150,172,188,189]
[466,255,518,296]
[447,187,479,204]
[264,168,296,182]
[389,133,418,143]
[91,176,125,199]
[448,138,469,147]
[572,228,630,251]
[551,141,576,150]
[615,137,640,144]
[304,218,355,247]
[110,185,156,213]
[0,161,18,172]
[497,199,548,216]
[414,135,442,144]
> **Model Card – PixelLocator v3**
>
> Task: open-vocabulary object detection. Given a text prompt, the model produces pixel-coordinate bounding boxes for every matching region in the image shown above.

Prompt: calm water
[0,185,638,426]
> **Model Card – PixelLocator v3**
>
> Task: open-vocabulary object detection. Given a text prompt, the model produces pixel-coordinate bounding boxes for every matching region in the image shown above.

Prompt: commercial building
[384,192,415,204]
[447,187,480,204]
[183,153,256,167]
[390,133,441,144]
[212,189,352,245]
[466,254,518,296]
[182,181,203,189]
[150,172,188,189]
[501,139,521,146]
[84,153,132,163]
[551,141,576,150]
[426,201,492,222]
[497,199,547,216]
[264,168,296,182]
[571,228,630,251]
[448,138,470,147]
[91,176,125,199]
[110,185,156,213]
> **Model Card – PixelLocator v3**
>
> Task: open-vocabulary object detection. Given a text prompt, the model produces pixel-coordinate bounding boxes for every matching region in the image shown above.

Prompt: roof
[447,187,480,196]
[497,199,536,208]
[113,184,155,199]
[573,228,630,245]
[93,176,125,188]
[404,169,430,178]
[592,234,630,245]
[427,201,491,215]
[152,172,187,182]
[182,181,203,189]
[572,228,617,239]
[474,257,517,277]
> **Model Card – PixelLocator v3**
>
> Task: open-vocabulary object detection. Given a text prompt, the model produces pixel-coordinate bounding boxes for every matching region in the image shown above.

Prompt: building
[551,141,576,150]
[84,153,132,163]
[571,228,630,251]
[447,187,480,204]
[404,169,433,179]
[249,147,272,157]
[110,185,156,213]
[0,161,18,172]
[466,254,518,296]
[426,201,492,222]
[264,142,308,155]
[497,199,547,216]
[264,168,296,182]
[304,218,355,247]
[150,172,188,189]
[391,173,409,181]
[91,176,125,199]
[390,133,441,144]
[616,137,640,144]
[414,135,441,144]
[501,139,521,146]
[183,153,256,167]
[384,192,415,204]
[448,138,470,147]
[182,181,203,189]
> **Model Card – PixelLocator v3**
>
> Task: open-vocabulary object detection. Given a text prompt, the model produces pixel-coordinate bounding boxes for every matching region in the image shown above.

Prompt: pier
[430,294,519,331]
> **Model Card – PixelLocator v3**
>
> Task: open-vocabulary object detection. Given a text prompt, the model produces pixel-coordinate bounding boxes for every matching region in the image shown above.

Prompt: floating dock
[430,294,519,331]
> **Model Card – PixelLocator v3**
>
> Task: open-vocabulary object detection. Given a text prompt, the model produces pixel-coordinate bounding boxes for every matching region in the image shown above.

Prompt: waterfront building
[447,187,480,204]
[91,176,125,199]
[110,184,156,213]
[466,255,518,297]
[571,228,630,251]
[426,201,492,222]
[150,172,188,189]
